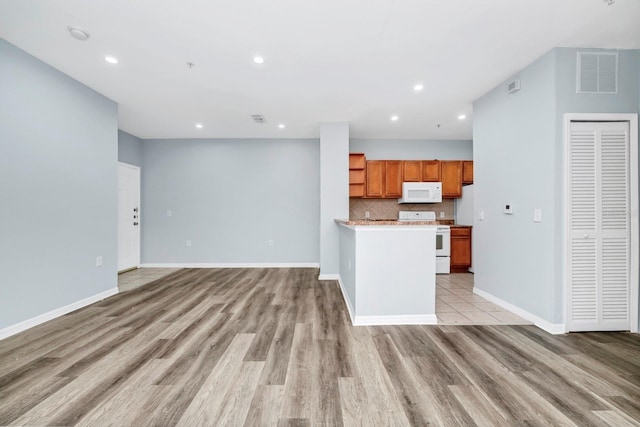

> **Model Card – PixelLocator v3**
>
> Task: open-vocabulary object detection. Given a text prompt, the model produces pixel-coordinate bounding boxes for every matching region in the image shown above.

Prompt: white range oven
[398,211,451,274]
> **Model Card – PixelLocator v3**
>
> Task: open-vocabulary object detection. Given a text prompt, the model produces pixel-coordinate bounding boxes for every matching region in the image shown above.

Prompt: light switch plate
[534,209,542,222]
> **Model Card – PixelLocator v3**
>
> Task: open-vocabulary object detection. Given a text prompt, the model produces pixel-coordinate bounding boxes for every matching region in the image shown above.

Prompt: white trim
[318,273,340,281]
[563,113,639,333]
[0,288,119,340]
[353,314,438,326]
[140,262,320,269]
[473,287,565,335]
[336,275,355,324]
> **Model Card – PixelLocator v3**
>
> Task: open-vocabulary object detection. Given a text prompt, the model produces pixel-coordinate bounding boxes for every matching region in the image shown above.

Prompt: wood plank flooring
[1,268,639,426]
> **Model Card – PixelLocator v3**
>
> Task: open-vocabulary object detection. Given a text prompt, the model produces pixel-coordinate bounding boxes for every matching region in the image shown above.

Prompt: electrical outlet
[96,256,103,267]
[167,210,172,217]
[479,210,485,221]
[439,212,445,218]
[365,211,370,219]
[186,240,191,247]
[268,239,274,246]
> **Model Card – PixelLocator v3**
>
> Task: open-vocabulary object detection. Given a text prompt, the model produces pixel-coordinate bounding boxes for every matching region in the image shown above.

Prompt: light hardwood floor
[1,268,639,426]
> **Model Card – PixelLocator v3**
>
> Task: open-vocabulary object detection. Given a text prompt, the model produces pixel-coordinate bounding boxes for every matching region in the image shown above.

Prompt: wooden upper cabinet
[422,160,441,182]
[365,160,384,197]
[366,160,402,198]
[384,161,402,197]
[402,161,422,182]
[441,160,462,198]
[349,153,366,198]
[349,153,366,169]
[462,161,474,184]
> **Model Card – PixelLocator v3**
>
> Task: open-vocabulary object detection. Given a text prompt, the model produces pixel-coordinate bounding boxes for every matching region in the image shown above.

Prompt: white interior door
[568,120,632,331]
[118,162,140,272]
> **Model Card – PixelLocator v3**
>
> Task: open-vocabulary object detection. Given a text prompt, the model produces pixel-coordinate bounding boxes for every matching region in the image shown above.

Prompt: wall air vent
[577,51,618,94]
[251,114,267,123]
[507,79,521,94]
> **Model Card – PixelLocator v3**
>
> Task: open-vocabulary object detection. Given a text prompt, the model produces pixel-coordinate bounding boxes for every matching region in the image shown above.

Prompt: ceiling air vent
[251,114,267,123]
[507,79,521,94]
[577,51,618,94]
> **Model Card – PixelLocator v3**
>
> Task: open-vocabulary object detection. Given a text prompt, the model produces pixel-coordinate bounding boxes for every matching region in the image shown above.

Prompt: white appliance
[398,211,451,274]
[398,182,442,204]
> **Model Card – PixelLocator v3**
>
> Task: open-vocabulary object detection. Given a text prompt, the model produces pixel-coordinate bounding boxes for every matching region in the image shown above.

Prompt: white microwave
[398,182,442,204]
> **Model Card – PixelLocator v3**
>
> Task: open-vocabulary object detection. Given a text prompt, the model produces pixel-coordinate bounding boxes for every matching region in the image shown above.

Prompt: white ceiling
[0,0,638,140]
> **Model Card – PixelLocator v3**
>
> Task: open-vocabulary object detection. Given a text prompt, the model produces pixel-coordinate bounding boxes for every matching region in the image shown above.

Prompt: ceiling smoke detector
[67,26,90,41]
[251,114,266,123]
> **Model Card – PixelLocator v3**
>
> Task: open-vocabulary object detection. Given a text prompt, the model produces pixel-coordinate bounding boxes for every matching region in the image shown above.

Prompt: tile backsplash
[349,198,454,220]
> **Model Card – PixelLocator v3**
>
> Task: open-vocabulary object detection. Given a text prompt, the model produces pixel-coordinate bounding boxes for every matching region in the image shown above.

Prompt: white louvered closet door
[568,121,630,331]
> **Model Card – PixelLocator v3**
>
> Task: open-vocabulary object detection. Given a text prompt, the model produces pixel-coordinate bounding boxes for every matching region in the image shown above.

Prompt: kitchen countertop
[336,219,454,226]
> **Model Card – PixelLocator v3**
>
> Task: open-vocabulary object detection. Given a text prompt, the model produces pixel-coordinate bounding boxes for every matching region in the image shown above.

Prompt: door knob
[133,207,139,213]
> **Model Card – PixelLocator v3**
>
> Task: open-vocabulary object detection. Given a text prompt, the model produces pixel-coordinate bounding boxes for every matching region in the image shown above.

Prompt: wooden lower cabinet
[450,226,471,273]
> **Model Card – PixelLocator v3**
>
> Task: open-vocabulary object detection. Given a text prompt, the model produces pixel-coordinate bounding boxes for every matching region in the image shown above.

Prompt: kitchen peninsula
[336,219,437,325]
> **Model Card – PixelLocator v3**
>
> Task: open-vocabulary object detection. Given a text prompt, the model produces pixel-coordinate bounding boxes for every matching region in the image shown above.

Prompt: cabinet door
[450,227,471,272]
[384,161,403,197]
[366,161,384,197]
[462,161,474,184]
[441,161,462,198]
[422,160,441,182]
[402,161,422,182]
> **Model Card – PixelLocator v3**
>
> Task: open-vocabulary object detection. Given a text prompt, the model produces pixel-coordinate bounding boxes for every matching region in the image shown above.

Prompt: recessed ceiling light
[195,123,203,129]
[413,84,424,92]
[104,56,118,64]
[253,56,264,64]
[458,114,467,120]
[278,123,285,129]
[391,115,399,122]
[67,26,90,41]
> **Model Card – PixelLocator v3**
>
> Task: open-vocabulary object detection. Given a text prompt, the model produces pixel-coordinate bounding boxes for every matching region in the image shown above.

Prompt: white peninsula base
[336,221,437,326]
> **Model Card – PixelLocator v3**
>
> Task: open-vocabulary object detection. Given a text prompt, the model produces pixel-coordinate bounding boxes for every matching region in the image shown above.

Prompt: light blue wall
[141,138,320,264]
[473,49,557,324]
[474,47,640,329]
[350,139,473,160]
[118,130,143,167]
[0,39,118,329]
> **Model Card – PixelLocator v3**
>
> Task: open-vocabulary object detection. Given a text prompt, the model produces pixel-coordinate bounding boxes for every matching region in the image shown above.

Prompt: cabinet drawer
[451,227,471,237]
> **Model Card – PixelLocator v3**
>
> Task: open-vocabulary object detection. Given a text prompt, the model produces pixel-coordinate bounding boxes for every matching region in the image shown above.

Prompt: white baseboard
[336,275,355,324]
[473,287,566,335]
[140,262,320,269]
[354,314,438,326]
[318,273,340,281]
[0,287,119,341]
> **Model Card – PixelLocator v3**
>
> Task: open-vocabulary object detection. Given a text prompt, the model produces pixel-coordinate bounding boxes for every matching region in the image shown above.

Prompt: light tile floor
[119,269,531,326]
[436,273,531,325]
[118,267,181,292]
